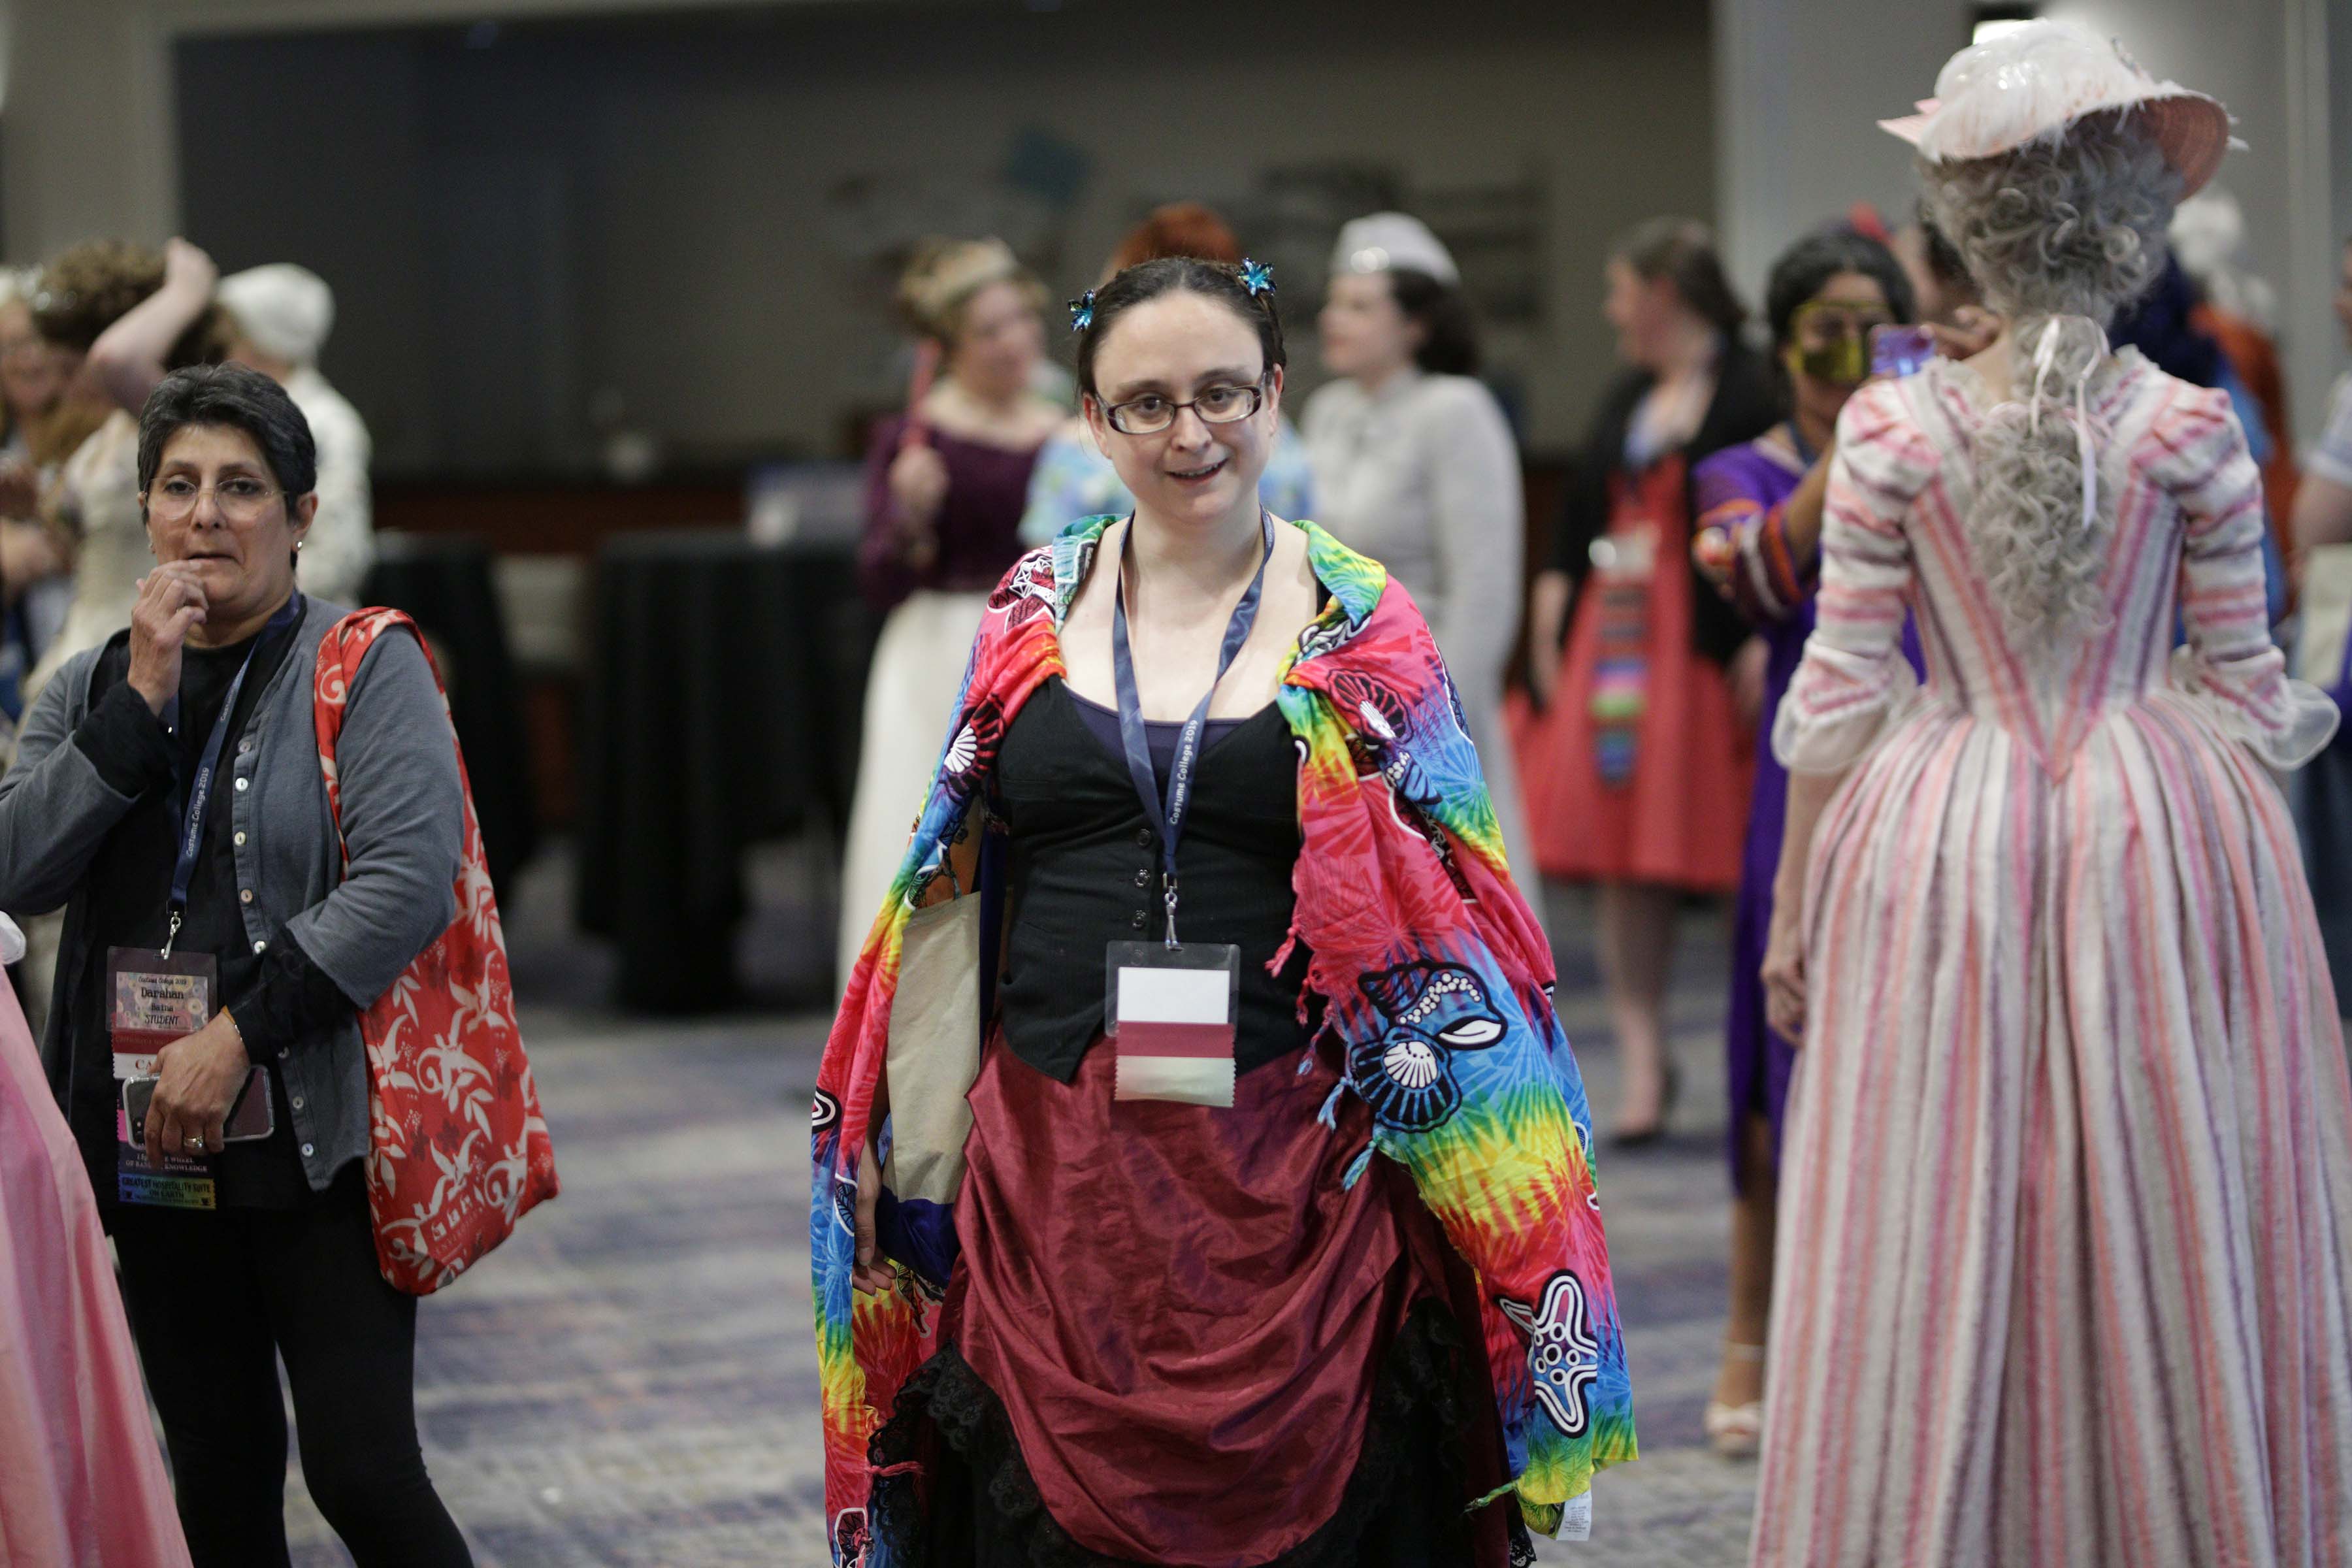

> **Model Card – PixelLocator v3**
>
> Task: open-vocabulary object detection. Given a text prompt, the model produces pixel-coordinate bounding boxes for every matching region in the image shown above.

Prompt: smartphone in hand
[120,1066,276,1147]
[1869,325,1938,380]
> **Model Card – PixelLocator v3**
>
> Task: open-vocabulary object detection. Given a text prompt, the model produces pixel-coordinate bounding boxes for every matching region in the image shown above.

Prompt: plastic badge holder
[1105,941,1241,1107]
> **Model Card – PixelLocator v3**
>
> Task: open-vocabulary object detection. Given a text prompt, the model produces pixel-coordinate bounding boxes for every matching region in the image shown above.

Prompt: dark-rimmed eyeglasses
[1100,377,1266,436]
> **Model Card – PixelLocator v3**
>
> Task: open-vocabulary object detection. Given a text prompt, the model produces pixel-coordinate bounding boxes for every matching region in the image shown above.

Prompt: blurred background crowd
[3,0,2351,1561]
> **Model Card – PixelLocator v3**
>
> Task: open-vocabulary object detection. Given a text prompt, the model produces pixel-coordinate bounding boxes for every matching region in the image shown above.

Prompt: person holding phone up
[0,364,476,1566]
[1685,227,1925,1462]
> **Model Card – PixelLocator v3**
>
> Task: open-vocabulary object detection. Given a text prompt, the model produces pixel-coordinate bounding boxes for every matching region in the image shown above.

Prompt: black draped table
[577,529,876,1012]
[361,534,539,900]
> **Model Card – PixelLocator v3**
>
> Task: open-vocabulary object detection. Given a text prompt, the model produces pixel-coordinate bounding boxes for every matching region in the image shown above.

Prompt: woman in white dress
[24,238,227,704]
[1753,27,2352,1565]
[838,238,1060,989]
[1304,213,1537,891]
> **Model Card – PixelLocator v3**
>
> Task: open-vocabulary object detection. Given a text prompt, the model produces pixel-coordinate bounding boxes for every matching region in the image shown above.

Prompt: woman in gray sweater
[1303,212,1537,893]
[0,364,474,1567]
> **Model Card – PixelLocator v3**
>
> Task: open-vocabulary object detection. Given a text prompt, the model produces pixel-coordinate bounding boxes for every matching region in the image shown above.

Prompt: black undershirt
[67,621,351,1209]
[992,678,1315,1081]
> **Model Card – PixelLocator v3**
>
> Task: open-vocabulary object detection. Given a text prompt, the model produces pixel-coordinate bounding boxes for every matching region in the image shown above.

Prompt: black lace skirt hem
[866,1298,1533,1568]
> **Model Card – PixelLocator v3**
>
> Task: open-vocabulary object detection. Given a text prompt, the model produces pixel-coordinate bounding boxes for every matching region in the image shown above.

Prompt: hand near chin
[128,562,208,713]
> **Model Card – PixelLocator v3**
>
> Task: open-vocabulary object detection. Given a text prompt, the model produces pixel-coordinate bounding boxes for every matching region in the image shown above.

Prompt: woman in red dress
[1519,219,1776,1143]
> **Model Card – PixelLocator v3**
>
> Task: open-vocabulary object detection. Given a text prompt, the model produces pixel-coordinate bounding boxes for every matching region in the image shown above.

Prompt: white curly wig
[1921,109,2181,640]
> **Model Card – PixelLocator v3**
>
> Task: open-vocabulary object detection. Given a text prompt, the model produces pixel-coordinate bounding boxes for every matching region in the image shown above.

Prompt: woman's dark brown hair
[1611,217,1748,336]
[1073,257,1286,402]
[1385,268,1480,377]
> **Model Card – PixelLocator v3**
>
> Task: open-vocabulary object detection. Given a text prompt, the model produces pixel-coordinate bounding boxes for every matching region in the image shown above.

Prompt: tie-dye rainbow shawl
[810,514,1633,1562]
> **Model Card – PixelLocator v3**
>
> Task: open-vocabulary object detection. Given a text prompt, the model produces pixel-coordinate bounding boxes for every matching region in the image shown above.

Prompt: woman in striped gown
[1753,24,2352,1566]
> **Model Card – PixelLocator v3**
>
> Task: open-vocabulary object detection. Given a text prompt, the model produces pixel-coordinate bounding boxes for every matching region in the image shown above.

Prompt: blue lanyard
[1110,512,1275,948]
[161,593,303,956]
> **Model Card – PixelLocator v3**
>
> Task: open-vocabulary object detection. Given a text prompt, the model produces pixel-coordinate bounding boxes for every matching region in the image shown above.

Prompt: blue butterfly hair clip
[1068,291,1096,333]
[1239,258,1275,298]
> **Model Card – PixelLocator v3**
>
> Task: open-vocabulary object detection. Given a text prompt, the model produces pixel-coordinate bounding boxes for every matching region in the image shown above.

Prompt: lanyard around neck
[1109,513,1276,948]
[161,593,303,957]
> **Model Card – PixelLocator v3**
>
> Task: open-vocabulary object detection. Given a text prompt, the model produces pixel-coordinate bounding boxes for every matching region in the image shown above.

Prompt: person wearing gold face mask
[1686,227,1923,1460]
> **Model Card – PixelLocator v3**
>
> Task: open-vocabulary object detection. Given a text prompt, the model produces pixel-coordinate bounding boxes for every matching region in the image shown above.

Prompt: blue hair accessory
[1239,257,1275,297]
[1068,291,1095,333]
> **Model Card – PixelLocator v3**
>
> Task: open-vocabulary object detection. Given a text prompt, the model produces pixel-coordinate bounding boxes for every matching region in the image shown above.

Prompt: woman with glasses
[1019,203,1316,546]
[1684,227,1919,1460]
[1305,213,1537,898]
[812,257,1630,1564]
[838,237,1061,992]
[0,365,480,1566]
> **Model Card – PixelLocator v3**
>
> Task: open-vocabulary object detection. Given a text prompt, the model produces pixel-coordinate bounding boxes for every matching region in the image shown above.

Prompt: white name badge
[1105,941,1240,1107]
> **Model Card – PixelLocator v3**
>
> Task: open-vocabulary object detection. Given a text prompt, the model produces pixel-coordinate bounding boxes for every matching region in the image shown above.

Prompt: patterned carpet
[276,858,1761,1566]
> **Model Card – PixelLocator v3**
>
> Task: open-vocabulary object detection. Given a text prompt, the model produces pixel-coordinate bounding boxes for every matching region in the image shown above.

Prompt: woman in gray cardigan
[0,364,474,1567]
[1303,213,1538,899]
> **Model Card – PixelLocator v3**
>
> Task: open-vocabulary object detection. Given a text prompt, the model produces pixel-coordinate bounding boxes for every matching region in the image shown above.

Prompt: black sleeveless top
[993,678,1314,1081]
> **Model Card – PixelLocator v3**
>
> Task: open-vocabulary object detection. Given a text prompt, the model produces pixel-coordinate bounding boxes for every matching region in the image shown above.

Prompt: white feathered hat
[1881,21,2234,197]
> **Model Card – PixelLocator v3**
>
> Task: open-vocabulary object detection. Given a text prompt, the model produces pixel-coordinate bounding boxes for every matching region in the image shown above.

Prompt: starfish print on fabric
[1499,1270,1602,1439]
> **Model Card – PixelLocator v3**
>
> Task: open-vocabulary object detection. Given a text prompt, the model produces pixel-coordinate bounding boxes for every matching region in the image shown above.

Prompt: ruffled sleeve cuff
[1771,644,1920,774]
[2169,645,2341,770]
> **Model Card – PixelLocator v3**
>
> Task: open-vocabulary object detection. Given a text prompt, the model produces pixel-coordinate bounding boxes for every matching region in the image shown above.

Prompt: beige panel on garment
[883,889,983,1207]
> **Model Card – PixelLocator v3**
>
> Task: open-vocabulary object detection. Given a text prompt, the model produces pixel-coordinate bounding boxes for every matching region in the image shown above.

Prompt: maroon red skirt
[875,1029,1519,1566]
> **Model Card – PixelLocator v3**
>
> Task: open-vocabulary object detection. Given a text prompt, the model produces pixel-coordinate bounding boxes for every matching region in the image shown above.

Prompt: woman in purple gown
[1688,228,1921,1458]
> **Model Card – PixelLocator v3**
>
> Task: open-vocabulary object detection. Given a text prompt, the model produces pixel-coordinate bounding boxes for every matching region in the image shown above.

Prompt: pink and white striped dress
[1752,355,2352,1568]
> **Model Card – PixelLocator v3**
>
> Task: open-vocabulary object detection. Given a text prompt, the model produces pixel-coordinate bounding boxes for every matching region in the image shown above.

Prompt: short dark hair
[1074,257,1286,402]
[1611,217,1748,336]
[1384,267,1480,377]
[137,363,318,500]
[1765,229,1918,348]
